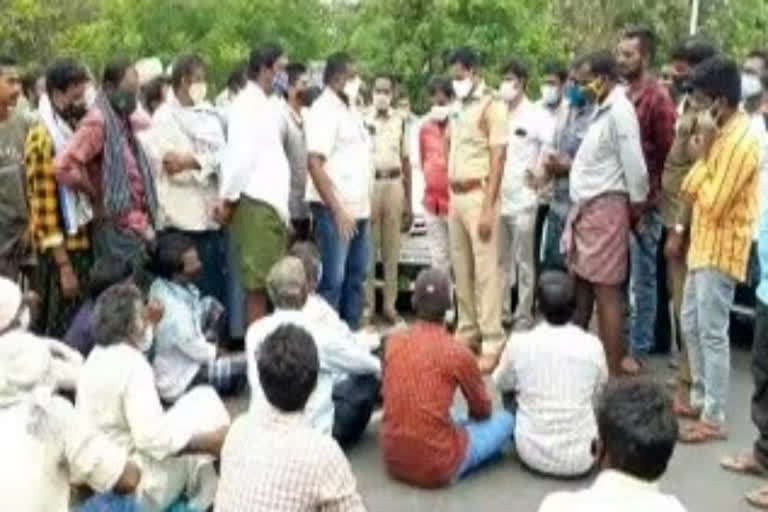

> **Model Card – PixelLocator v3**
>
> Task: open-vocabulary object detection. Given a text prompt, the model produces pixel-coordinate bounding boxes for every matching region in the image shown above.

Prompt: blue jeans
[455,411,516,479]
[629,208,663,357]
[312,203,370,330]
[682,267,736,424]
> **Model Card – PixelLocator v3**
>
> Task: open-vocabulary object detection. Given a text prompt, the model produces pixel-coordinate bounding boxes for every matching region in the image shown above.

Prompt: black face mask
[672,76,692,97]
[296,89,312,107]
[61,102,88,125]
[107,89,138,117]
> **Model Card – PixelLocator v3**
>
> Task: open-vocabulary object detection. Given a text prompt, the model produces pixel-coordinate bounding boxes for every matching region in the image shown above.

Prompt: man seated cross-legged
[381,268,515,488]
[493,270,608,478]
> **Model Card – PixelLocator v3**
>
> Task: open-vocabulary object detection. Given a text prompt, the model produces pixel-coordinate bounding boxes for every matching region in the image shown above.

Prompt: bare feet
[746,486,768,509]
[678,420,727,444]
[721,453,766,476]
[620,355,645,376]
[672,392,699,419]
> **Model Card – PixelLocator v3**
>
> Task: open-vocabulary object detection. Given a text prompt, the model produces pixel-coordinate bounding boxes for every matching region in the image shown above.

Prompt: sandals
[678,421,727,444]
[721,454,767,476]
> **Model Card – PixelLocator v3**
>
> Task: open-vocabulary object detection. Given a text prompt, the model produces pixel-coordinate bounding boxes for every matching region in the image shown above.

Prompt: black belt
[375,169,402,180]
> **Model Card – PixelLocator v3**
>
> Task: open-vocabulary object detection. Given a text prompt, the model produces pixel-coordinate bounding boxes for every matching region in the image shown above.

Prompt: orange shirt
[381,322,491,487]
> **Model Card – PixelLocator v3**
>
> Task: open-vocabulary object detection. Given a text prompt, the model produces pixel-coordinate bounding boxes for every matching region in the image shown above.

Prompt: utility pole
[690,0,700,35]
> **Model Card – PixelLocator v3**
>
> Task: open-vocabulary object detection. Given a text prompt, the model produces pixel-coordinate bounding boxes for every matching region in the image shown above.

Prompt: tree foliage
[1,0,767,104]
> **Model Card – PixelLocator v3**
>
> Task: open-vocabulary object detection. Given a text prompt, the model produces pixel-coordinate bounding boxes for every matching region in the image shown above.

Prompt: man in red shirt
[617,26,677,375]
[419,77,454,274]
[381,268,514,488]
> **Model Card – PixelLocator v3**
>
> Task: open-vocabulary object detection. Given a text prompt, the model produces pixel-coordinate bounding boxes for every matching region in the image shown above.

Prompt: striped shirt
[492,323,608,477]
[682,112,759,282]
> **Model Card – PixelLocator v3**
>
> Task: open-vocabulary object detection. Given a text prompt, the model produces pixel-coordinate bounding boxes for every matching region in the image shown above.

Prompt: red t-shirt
[420,120,450,216]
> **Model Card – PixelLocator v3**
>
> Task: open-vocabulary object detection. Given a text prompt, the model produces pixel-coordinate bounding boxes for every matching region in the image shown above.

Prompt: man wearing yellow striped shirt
[678,56,760,444]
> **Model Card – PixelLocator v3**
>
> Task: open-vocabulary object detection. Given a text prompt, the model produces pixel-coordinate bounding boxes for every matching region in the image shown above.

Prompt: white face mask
[499,80,521,102]
[742,73,763,101]
[541,84,560,106]
[189,82,208,105]
[84,83,97,107]
[430,104,453,122]
[138,324,154,353]
[372,93,391,110]
[18,307,30,331]
[343,77,362,102]
[452,77,473,99]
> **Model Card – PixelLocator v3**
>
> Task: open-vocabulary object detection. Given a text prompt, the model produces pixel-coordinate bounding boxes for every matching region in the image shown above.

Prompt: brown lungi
[562,192,630,286]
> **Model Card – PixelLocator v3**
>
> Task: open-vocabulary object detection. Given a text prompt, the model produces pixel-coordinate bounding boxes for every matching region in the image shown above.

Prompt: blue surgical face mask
[565,83,586,108]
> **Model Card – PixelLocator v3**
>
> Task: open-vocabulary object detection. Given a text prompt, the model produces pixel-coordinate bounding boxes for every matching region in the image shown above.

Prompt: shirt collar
[255,403,306,427]
[324,86,351,110]
[592,469,661,494]
[463,80,489,104]
[596,85,625,113]
[245,80,269,102]
[719,110,747,137]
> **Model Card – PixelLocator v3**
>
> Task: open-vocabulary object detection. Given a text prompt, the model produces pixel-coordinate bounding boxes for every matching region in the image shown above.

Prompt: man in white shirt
[0,284,141,512]
[493,270,608,477]
[497,57,554,330]
[77,283,230,511]
[218,43,291,325]
[538,378,685,512]
[306,51,373,330]
[565,51,648,375]
[142,53,229,312]
[246,256,381,447]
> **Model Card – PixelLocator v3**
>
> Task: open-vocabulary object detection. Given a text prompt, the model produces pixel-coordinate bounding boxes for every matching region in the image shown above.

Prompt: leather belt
[450,178,485,194]
[375,169,402,180]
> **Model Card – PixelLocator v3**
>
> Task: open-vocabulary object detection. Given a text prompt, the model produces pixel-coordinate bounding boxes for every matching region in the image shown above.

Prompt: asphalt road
[343,346,764,512]
[226,340,763,511]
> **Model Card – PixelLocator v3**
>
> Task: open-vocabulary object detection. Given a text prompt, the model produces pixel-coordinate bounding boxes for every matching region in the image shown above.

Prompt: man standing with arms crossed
[448,47,508,372]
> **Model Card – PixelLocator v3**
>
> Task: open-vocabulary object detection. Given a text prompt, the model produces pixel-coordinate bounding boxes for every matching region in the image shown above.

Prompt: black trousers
[753,299,768,468]
[332,373,380,448]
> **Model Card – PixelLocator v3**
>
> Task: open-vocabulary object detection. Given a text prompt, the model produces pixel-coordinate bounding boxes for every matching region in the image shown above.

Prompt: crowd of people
[2,21,768,511]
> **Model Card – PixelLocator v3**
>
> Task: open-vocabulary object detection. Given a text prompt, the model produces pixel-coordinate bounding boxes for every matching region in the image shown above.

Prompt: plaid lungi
[562,192,630,286]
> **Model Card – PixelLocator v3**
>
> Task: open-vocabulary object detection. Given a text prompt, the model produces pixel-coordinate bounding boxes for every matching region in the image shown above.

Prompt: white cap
[135,57,164,87]
[0,277,22,331]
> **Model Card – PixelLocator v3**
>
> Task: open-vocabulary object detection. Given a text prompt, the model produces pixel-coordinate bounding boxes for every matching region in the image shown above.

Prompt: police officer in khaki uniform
[448,47,508,372]
[363,74,412,325]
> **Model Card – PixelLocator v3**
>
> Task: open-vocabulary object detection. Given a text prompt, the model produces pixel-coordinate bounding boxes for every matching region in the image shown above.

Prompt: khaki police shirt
[449,83,508,182]
[367,109,408,172]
